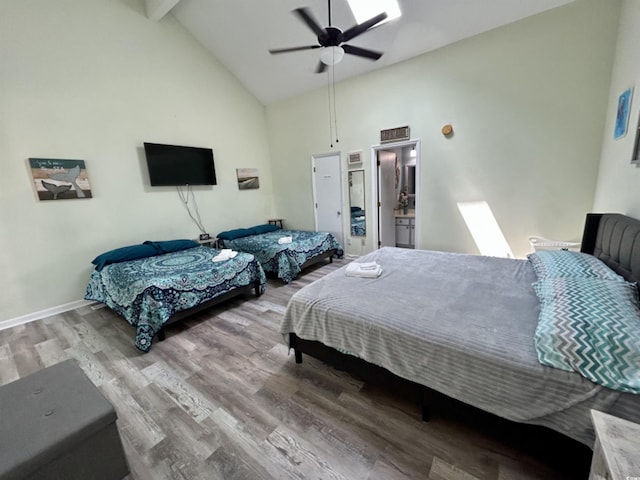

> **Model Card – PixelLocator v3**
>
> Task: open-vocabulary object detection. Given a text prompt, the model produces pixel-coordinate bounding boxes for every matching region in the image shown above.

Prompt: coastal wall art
[614,87,633,140]
[29,158,93,200]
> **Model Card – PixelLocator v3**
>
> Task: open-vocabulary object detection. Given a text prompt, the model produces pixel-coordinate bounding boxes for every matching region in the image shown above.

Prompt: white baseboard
[0,299,96,331]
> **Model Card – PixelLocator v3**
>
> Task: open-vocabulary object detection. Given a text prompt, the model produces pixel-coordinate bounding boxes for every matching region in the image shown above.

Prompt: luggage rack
[528,236,581,252]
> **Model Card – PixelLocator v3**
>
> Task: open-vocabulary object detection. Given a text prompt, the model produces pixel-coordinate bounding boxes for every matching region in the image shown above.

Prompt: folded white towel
[345,262,382,278]
[357,262,379,270]
[212,250,238,262]
[278,236,293,244]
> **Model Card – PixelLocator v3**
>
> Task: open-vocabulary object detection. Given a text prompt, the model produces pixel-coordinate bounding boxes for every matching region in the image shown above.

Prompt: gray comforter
[280,247,640,446]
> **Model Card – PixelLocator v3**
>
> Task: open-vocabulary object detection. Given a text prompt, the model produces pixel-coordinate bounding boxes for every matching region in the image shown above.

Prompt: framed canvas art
[236,168,259,190]
[29,158,93,200]
[614,87,633,140]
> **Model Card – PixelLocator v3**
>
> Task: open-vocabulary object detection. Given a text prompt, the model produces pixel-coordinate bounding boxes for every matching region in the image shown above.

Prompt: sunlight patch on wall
[457,201,514,258]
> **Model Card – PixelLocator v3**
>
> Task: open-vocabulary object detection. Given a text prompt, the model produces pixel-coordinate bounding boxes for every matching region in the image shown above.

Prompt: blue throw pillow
[144,239,199,253]
[217,228,254,240]
[91,243,160,271]
[250,223,281,235]
[527,250,622,281]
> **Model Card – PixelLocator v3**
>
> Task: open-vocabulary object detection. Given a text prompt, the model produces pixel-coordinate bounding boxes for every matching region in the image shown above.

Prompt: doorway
[371,140,420,250]
[312,153,345,249]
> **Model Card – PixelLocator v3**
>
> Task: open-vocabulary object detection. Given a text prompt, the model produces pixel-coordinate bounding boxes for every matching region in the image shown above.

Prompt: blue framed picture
[614,87,633,139]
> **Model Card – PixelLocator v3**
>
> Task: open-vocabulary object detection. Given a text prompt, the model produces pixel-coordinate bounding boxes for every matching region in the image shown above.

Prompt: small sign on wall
[29,158,93,200]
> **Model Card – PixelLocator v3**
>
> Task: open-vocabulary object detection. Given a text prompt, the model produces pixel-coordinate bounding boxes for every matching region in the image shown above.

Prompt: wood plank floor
[0,258,593,479]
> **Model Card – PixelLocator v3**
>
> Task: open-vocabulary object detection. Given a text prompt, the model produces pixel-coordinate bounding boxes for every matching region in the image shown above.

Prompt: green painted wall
[267,0,619,258]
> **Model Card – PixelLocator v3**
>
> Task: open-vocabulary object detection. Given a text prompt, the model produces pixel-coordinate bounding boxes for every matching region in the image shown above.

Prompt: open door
[371,140,420,250]
[377,150,397,247]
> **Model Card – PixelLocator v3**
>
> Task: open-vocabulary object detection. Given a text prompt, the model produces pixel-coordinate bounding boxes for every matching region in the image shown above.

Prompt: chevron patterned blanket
[533,276,640,394]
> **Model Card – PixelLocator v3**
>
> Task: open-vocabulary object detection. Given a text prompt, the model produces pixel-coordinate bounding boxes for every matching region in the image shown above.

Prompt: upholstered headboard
[581,213,640,285]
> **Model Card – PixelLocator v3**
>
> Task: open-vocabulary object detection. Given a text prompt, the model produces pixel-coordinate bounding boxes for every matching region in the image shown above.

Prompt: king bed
[280,213,640,446]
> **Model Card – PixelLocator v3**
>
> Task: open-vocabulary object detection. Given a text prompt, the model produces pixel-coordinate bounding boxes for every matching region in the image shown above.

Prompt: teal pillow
[217,228,254,240]
[91,243,160,271]
[144,239,199,253]
[250,224,281,235]
[533,277,640,393]
[527,250,622,281]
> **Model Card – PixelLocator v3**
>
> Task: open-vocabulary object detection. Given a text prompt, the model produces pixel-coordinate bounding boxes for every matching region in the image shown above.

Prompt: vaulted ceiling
[145,0,577,105]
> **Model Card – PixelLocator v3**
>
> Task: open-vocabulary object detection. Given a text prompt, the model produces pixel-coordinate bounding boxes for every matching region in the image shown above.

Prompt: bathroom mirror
[348,169,366,236]
[406,165,416,195]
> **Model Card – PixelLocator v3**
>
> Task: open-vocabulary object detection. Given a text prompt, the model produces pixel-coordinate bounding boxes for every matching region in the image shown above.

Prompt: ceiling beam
[144,0,181,21]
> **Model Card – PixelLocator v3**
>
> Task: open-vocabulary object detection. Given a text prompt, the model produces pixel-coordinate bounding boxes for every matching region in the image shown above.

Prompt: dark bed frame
[158,244,336,333]
[300,248,338,270]
[288,213,640,426]
[156,279,262,341]
[261,248,339,282]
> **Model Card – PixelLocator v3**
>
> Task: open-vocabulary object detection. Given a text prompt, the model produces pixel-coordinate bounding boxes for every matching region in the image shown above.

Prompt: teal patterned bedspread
[220,229,343,283]
[84,246,266,352]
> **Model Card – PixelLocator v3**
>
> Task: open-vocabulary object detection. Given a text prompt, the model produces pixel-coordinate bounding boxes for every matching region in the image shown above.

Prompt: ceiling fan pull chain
[327,68,334,148]
[332,63,339,145]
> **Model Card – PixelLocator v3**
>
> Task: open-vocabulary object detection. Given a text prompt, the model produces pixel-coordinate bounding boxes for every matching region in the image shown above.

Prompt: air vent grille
[380,126,410,143]
[348,151,362,165]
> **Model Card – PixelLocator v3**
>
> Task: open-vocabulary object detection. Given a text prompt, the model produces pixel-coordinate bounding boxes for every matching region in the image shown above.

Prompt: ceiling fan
[269,0,388,73]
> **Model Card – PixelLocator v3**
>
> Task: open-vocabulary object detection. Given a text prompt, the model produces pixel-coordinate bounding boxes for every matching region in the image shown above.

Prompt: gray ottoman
[0,359,129,480]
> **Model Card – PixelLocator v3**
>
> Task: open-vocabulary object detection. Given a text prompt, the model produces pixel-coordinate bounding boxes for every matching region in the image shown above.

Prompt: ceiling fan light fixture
[320,46,345,66]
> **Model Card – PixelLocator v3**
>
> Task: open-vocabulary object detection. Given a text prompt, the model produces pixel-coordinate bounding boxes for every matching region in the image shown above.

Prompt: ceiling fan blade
[340,12,388,43]
[269,45,321,54]
[342,44,383,61]
[315,61,328,74]
[293,7,325,37]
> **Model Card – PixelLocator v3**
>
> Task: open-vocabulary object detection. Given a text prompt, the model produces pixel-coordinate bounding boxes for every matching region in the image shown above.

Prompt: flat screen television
[144,142,217,186]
